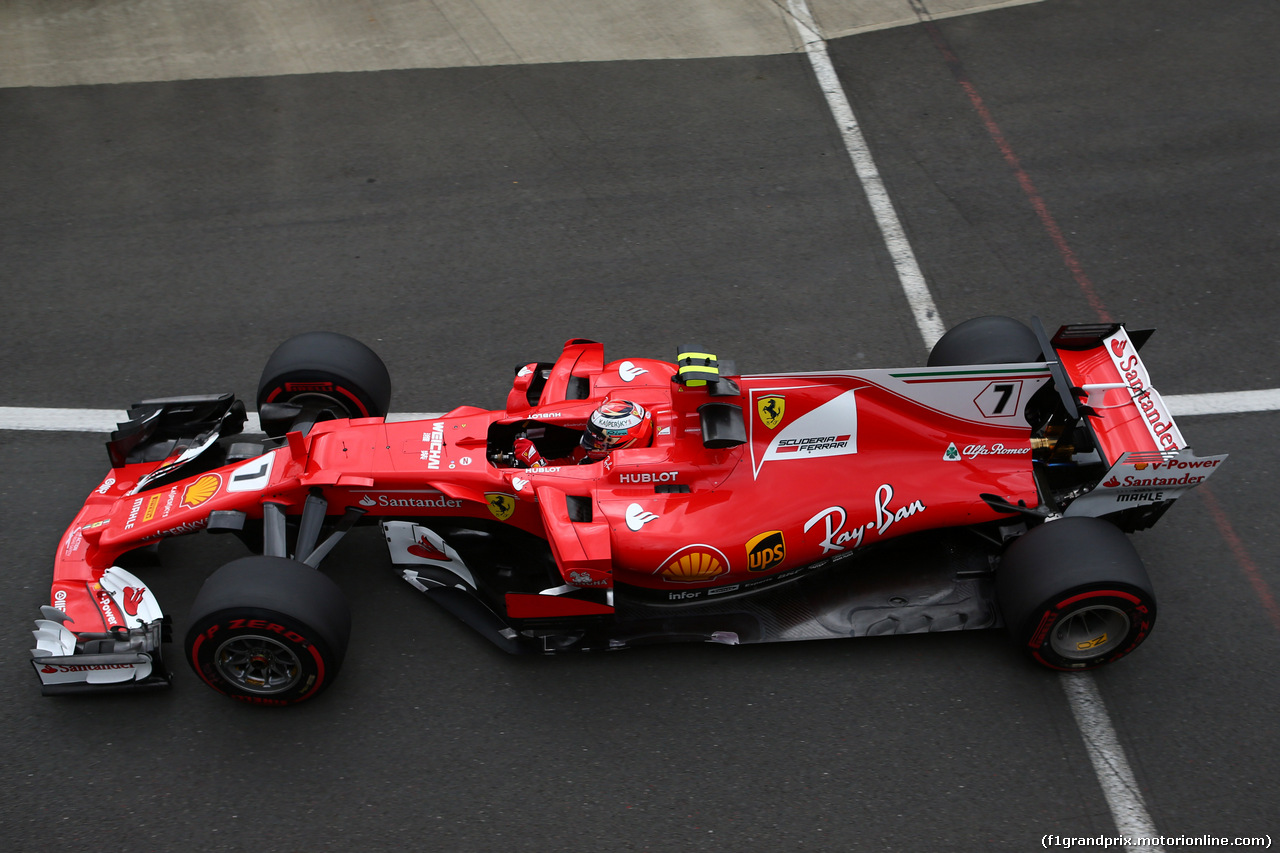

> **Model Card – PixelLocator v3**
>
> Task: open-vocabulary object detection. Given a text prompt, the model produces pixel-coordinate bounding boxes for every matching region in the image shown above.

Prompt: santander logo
[122,587,146,616]
[1111,338,1127,358]
[619,361,648,382]
[625,503,659,531]
[407,535,449,561]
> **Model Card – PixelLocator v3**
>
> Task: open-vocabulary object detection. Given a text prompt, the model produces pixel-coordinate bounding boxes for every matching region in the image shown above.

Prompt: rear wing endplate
[1063,448,1228,519]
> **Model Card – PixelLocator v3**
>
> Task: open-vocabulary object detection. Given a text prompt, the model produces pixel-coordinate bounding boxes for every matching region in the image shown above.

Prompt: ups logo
[757,395,785,429]
[746,530,786,573]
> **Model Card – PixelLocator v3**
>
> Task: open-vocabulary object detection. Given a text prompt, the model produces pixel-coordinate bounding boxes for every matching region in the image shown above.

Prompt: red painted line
[917,17,1277,635]
[920,20,1113,324]
[1199,487,1280,634]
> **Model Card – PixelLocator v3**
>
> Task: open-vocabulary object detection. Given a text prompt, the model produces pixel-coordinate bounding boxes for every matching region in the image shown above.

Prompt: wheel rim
[285,391,358,419]
[213,634,303,695]
[1050,604,1130,660]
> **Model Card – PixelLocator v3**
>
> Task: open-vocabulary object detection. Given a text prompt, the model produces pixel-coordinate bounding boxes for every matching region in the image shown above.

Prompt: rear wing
[1049,323,1181,462]
[1040,321,1227,522]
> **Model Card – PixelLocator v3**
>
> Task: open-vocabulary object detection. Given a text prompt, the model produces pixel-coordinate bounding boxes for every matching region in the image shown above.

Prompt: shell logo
[657,545,729,584]
[181,474,222,509]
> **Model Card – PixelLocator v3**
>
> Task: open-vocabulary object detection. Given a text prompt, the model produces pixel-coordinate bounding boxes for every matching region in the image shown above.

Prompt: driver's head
[581,400,653,460]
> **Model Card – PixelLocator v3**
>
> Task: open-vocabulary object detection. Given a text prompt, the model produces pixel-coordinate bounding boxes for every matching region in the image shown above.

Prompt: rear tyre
[185,556,351,705]
[927,316,1042,366]
[998,517,1156,671]
[257,331,391,437]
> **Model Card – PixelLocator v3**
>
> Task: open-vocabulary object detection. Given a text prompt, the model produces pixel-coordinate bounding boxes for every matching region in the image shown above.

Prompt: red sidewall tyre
[998,517,1157,671]
[1016,585,1156,671]
[184,557,351,705]
[256,331,391,430]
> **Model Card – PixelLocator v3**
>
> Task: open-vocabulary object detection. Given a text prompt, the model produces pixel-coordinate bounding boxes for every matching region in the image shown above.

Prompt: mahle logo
[757,395,785,429]
[745,530,785,572]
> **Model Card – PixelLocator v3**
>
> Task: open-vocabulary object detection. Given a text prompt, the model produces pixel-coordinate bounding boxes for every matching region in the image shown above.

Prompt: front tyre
[185,556,351,705]
[997,517,1156,671]
[257,331,391,437]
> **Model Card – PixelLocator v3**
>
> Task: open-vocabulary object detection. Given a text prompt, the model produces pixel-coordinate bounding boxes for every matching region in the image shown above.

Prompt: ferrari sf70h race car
[31,317,1226,705]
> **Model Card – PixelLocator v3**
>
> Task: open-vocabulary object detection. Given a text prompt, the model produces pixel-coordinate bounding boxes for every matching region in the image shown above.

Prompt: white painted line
[1165,388,1280,417]
[0,407,126,433]
[390,412,448,423]
[0,392,1274,434]
[781,6,1167,846]
[1059,674,1164,852]
[786,0,948,348]
[0,408,447,433]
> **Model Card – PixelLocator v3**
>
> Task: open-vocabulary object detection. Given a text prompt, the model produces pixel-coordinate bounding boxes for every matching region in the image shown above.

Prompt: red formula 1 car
[31,317,1226,704]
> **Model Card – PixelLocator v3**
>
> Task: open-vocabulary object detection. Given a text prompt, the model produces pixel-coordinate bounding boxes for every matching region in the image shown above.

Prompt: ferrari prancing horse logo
[757,395,785,429]
[486,492,516,521]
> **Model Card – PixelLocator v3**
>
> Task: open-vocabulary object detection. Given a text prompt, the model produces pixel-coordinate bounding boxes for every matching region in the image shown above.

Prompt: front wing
[30,567,172,694]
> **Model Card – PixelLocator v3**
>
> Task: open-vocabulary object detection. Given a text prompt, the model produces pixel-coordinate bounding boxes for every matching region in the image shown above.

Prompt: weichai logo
[745,530,785,572]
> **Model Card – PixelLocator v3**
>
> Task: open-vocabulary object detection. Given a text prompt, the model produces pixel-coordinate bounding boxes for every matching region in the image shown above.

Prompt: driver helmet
[580,400,653,460]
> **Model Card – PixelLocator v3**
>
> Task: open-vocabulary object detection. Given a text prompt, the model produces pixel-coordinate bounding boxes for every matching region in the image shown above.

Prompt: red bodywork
[50,338,1060,628]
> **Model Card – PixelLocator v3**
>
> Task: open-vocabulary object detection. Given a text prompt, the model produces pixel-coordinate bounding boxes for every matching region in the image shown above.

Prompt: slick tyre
[257,331,391,436]
[927,316,1042,366]
[998,518,1156,671]
[185,556,352,705]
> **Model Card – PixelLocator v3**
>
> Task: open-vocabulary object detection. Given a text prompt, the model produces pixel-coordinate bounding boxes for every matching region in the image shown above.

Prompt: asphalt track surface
[2,1,1277,851]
